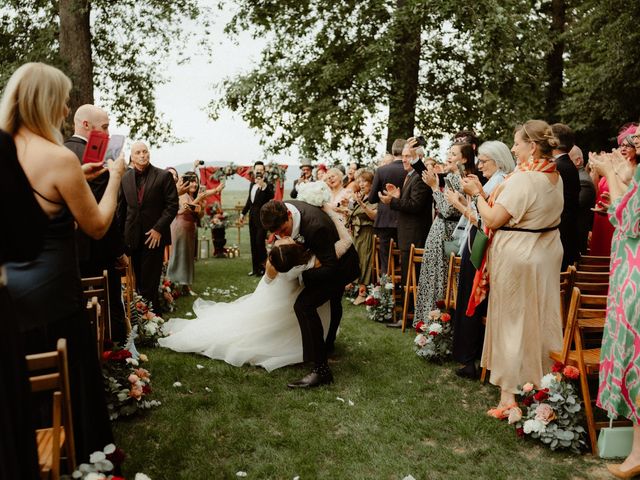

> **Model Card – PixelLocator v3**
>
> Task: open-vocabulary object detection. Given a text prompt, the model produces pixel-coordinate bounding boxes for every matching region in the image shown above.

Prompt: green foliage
[0,0,212,145]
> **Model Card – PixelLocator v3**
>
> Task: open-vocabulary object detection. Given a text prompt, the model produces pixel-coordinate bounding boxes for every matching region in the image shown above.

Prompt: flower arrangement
[264,162,287,184]
[413,307,453,361]
[364,274,394,322]
[130,294,167,347]
[210,163,238,182]
[71,443,150,479]
[158,278,180,313]
[296,180,331,207]
[513,361,587,453]
[102,346,160,420]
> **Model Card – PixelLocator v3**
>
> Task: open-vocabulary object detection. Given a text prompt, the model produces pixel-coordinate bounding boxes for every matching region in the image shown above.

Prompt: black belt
[498,225,559,233]
[437,213,460,222]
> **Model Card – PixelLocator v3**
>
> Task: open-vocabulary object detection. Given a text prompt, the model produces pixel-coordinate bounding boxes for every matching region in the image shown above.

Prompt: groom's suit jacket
[286,200,360,288]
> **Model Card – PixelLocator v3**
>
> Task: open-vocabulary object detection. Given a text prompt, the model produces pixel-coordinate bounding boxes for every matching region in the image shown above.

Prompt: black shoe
[287,369,333,389]
[386,320,403,328]
[455,363,478,379]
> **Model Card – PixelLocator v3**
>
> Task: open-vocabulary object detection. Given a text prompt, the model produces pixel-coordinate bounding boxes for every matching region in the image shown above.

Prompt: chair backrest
[25,338,76,475]
[560,266,576,327]
[386,239,402,279]
[81,269,111,339]
[371,235,381,283]
[401,244,425,332]
[84,296,104,360]
[578,255,610,266]
[444,253,461,310]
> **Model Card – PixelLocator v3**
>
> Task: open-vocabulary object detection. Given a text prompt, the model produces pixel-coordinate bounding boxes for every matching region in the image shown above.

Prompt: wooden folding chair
[577,255,610,273]
[559,266,575,327]
[386,239,403,323]
[370,235,381,284]
[549,287,615,455]
[26,338,76,479]
[573,270,610,296]
[401,244,424,332]
[444,252,461,311]
[84,297,103,361]
[81,270,111,340]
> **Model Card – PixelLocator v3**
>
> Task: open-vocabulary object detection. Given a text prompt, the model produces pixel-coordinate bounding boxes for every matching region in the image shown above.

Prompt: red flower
[102,350,112,360]
[142,384,152,395]
[109,349,133,361]
[522,396,533,407]
[364,297,379,306]
[516,427,525,438]
[440,313,451,322]
[415,321,425,333]
[163,280,171,287]
[563,365,580,380]
[429,331,439,336]
[106,447,126,466]
[435,300,446,309]
[533,389,549,402]
[551,361,564,373]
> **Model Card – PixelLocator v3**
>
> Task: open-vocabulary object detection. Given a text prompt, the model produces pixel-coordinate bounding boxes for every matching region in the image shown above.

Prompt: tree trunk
[385,0,421,152]
[545,0,565,123]
[59,0,94,134]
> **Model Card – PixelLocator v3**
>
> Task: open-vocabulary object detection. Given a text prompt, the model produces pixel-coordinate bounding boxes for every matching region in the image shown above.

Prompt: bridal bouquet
[102,346,160,420]
[513,362,586,453]
[296,180,331,207]
[130,294,167,347]
[414,308,453,361]
[365,274,394,322]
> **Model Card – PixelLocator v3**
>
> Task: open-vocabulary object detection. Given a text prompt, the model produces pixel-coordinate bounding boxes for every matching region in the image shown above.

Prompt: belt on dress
[498,225,559,233]
[437,213,461,222]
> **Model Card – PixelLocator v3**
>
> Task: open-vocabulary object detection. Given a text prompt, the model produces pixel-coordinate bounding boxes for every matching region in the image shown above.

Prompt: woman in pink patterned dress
[592,146,640,479]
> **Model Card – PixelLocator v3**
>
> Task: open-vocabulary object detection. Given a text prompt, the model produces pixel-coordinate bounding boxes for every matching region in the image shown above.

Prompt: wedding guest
[551,123,581,269]
[368,139,407,274]
[347,168,378,305]
[591,125,637,255]
[167,171,204,295]
[446,141,515,378]
[0,129,47,479]
[590,148,640,479]
[1,62,125,460]
[461,120,563,418]
[344,161,360,190]
[240,161,274,276]
[569,146,596,254]
[118,141,179,311]
[414,142,476,323]
[291,158,314,199]
[324,167,351,219]
[315,163,328,181]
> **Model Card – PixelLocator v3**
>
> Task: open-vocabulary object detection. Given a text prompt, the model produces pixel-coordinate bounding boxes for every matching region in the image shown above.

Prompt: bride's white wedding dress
[159,191,350,372]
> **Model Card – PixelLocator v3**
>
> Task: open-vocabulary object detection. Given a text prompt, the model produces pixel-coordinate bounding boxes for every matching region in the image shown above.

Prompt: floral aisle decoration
[513,362,587,453]
[130,294,167,347]
[158,278,180,313]
[413,307,453,361]
[102,346,160,420]
[364,274,394,322]
[264,162,287,185]
[209,162,238,182]
[71,443,151,479]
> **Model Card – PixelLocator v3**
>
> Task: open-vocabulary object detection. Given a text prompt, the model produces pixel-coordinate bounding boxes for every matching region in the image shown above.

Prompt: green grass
[113,225,608,480]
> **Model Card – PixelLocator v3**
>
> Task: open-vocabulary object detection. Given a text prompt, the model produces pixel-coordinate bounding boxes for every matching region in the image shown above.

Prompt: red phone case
[81,131,109,164]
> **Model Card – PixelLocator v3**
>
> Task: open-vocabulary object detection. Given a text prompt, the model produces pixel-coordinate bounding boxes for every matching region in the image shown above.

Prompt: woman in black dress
[0,63,126,462]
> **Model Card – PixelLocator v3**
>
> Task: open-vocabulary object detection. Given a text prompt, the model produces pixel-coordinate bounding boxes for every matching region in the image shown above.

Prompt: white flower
[126,358,139,367]
[134,474,152,480]
[296,181,331,206]
[540,373,558,390]
[236,472,248,477]
[384,283,394,290]
[173,381,182,388]
[89,451,106,463]
[86,473,106,480]
[428,309,441,320]
[523,419,546,434]
[144,323,157,336]
[428,323,443,334]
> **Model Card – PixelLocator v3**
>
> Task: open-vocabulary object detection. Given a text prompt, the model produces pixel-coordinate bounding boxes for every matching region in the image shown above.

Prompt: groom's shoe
[287,369,333,389]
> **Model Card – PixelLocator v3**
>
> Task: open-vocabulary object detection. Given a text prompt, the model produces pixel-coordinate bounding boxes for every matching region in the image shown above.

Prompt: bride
[158,182,352,372]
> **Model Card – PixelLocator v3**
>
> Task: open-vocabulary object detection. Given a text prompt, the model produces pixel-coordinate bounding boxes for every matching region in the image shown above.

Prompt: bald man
[64,104,130,342]
[569,145,596,254]
[117,141,178,311]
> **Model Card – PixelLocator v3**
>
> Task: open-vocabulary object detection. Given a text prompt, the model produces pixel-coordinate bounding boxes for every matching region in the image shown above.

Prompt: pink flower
[416,335,428,347]
[128,374,140,384]
[507,407,523,425]
[134,368,150,380]
[534,403,556,425]
[129,385,143,400]
[522,383,535,393]
[563,365,580,380]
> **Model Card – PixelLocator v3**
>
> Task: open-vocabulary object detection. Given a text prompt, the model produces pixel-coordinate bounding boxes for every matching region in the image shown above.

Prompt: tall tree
[544,0,566,123]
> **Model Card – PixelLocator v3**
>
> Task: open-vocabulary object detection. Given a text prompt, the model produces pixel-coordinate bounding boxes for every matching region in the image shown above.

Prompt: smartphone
[457,163,466,177]
[414,136,427,147]
[81,131,109,164]
[444,177,454,190]
[104,134,125,162]
[410,158,427,175]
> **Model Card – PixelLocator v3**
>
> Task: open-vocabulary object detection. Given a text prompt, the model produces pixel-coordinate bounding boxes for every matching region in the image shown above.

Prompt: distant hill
[173,162,301,191]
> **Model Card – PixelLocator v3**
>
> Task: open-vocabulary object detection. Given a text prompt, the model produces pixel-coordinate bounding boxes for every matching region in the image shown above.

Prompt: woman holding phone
[0,62,125,461]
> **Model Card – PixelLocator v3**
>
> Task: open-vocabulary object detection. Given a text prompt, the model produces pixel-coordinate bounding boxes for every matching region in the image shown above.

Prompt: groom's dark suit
[286,200,360,366]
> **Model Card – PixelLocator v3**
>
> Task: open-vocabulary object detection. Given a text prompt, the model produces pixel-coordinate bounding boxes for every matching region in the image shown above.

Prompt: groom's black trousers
[294,283,344,366]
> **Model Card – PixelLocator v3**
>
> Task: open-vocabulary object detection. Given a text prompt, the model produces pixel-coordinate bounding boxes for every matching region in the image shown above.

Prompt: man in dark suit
[379,141,433,327]
[64,104,129,341]
[569,145,596,254]
[240,161,274,276]
[117,141,178,311]
[260,199,360,388]
[368,138,407,274]
[551,123,581,269]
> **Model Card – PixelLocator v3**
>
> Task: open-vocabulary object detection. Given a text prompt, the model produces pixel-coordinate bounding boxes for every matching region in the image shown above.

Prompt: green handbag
[598,416,633,458]
[470,228,489,270]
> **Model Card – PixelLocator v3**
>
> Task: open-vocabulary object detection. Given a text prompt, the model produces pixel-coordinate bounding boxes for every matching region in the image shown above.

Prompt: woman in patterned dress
[592,147,640,479]
[413,142,478,324]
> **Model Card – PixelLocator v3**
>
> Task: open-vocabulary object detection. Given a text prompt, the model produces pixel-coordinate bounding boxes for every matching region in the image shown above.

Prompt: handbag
[598,416,633,458]
[469,227,489,270]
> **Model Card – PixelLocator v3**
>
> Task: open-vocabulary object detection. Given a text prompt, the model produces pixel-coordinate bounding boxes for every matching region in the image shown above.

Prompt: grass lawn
[113,212,608,480]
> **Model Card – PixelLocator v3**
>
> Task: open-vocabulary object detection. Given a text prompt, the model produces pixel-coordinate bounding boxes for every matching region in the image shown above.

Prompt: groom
[260,199,360,388]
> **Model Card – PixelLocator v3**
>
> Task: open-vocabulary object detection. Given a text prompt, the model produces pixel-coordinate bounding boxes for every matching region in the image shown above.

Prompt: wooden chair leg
[480,367,488,384]
[579,366,599,455]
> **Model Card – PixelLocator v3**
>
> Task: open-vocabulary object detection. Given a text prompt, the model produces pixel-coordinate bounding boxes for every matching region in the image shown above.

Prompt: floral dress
[597,166,640,422]
[414,173,462,324]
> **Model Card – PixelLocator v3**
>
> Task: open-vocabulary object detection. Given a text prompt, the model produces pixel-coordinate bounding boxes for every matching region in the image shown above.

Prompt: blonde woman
[1,63,125,460]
